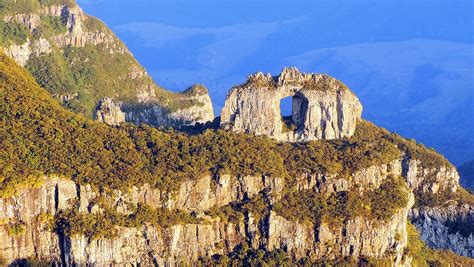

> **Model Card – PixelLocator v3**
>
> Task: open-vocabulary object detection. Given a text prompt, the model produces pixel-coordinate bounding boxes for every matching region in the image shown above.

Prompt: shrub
[0,21,30,45]
[6,221,26,236]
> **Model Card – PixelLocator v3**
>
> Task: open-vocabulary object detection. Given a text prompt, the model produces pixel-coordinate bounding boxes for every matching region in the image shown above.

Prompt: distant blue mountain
[78,0,473,164]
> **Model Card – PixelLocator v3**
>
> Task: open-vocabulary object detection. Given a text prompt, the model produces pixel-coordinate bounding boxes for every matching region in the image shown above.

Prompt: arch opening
[280,93,308,132]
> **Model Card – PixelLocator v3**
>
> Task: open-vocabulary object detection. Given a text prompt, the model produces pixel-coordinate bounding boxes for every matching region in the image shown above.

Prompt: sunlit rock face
[220,67,363,142]
[95,97,126,126]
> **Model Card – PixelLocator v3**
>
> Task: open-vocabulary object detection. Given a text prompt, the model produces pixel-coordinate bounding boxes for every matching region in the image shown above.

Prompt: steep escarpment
[221,67,362,142]
[1,51,473,265]
[0,0,213,126]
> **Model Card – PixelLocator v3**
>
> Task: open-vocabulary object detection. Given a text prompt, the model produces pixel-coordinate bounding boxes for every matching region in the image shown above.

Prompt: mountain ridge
[0,49,473,265]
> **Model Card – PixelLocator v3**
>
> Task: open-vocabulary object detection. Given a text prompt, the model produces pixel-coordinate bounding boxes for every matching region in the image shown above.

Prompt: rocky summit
[221,67,363,142]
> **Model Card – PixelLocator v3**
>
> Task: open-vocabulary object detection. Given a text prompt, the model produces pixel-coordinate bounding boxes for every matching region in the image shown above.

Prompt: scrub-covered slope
[0,0,213,126]
[0,51,473,265]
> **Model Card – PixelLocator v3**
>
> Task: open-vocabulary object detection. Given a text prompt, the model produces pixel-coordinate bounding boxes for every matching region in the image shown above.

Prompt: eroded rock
[95,97,126,126]
[221,67,363,142]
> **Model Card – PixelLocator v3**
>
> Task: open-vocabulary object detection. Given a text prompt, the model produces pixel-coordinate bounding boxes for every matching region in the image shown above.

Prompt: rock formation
[95,97,126,126]
[1,9,473,265]
[2,150,470,265]
[221,67,362,142]
[124,84,215,128]
[410,205,474,258]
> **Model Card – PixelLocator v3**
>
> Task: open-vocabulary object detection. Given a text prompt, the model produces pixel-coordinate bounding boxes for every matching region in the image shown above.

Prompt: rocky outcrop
[403,158,460,195]
[221,67,362,142]
[95,97,126,126]
[124,85,215,127]
[403,158,474,258]
[3,38,52,67]
[410,205,474,257]
[268,192,413,264]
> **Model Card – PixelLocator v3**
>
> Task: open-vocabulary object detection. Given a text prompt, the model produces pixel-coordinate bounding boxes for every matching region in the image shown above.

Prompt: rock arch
[220,67,363,142]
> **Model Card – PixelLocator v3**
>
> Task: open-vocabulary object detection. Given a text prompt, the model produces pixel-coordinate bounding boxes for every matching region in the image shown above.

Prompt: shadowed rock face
[220,67,363,142]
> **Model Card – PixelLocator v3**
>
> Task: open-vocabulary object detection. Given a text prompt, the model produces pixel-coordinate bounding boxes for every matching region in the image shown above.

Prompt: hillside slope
[0,0,213,126]
[0,51,473,265]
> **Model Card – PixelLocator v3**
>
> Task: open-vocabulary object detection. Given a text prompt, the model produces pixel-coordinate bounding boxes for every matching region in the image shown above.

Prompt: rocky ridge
[95,97,125,126]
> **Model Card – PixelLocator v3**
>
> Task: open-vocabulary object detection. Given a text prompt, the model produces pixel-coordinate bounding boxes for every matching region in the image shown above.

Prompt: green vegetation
[0,0,75,16]
[352,120,450,170]
[198,243,397,266]
[198,244,294,266]
[5,220,26,236]
[280,121,401,181]
[0,21,31,45]
[274,176,409,227]
[415,186,474,208]
[281,115,298,133]
[405,222,474,266]
[37,15,67,37]
[0,50,453,207]
[55,203,202,241]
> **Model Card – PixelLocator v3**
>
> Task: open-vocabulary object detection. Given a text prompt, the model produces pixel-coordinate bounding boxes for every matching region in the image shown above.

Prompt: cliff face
[0,160,414,266]
[404,158,474,258]
[410,205,474,258]
[221,68,362,142]
[123,85,215,128]
[95,97,126,126]
[0,1,214,127]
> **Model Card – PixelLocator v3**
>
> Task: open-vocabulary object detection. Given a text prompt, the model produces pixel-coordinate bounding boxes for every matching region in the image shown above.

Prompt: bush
[6,221,26,236]
[0,21,30,45]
